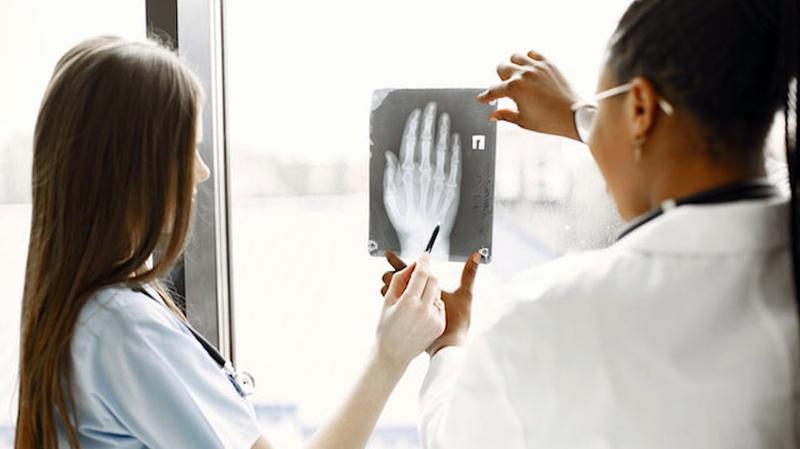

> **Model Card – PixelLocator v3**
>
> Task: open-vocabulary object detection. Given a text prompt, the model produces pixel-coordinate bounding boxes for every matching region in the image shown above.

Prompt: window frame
[146,0,236,361]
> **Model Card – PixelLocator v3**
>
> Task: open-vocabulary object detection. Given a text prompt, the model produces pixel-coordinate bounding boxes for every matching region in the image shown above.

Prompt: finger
[447,133,461,186]
[386,262,416,300]
[384,250,407,271]
[400,108,421,168]
[402,253,430,300]
[490,109,521,125]
[434,125,449,181]
[381,285,388,296]
[432,130,448,215]
[439,134,460,221]
[477,81,512,104]
[496,61,523,81]
[427,112,450,214]
[383,152,404,221]
[382,271,394,286]
[435,112,450,159]
[510,52,536,67]
[421,276,441,306]
[420,102,436,169]
[460,252,481,291]
[383,151,399,192]
[527,50,545,61]
[419,103,436,213]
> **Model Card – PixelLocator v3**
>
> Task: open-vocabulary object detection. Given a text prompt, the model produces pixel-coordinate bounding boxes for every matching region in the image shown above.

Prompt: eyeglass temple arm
[570,82,674,116]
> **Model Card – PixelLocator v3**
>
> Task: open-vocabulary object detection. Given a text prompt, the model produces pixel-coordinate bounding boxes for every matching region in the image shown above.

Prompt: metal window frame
[146,0,235,361]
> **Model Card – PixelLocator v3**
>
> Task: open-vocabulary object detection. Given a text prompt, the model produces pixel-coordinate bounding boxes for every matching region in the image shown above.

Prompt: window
[224,1,632,447]
[0,2,144,445]
[1,2,792,448]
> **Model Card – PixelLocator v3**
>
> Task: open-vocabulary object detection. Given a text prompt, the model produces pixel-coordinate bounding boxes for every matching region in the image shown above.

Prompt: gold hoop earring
[634,135,647,163]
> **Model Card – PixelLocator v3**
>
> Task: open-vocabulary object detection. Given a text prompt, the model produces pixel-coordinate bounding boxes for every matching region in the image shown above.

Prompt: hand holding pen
[379,225,481,356]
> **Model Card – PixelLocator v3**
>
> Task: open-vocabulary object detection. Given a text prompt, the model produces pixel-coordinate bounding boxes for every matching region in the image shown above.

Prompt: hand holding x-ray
[383,102,461,258]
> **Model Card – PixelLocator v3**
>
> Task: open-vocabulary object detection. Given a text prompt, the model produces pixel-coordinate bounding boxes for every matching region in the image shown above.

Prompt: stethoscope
[615,178,781,242]
[134,287,256,398]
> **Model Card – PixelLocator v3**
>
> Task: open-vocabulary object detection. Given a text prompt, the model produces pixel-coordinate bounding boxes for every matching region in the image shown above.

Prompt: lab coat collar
[613,197,790,254]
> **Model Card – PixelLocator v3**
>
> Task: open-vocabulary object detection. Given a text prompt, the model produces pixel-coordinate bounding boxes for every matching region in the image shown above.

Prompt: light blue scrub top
[57,284,261,448]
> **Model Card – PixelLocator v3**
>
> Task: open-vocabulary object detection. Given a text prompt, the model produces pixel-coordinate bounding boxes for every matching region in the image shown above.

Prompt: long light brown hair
[15,36,204,449]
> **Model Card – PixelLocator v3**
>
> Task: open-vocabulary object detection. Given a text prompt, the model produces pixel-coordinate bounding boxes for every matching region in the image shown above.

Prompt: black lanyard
[133,286,255,397]
[616,179,780,241]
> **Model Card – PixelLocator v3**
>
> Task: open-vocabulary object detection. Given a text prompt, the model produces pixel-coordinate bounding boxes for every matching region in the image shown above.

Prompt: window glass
[226,1,632,447]
[0,2,144,445]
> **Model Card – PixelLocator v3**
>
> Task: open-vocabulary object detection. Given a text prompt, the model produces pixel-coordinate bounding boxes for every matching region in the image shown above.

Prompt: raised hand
[478,50,581,140]
[383,102,461,258]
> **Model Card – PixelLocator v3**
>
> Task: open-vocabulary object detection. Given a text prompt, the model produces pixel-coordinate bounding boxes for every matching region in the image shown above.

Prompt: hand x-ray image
[369,89,497,263]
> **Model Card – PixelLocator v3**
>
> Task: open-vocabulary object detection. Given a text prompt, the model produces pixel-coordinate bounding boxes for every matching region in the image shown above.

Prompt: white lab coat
[420,197,799,448]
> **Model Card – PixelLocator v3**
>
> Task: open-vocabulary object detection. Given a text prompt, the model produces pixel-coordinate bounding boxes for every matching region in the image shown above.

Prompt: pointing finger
[460,252,480,292]
[384,250,407,271]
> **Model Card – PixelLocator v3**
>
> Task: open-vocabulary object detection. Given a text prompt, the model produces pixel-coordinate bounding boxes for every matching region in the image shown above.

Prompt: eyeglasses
[570,83,675,144]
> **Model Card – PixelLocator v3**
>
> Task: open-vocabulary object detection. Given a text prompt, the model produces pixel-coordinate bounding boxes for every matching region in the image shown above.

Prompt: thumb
[460,252,480,292]
[490,109,521,125]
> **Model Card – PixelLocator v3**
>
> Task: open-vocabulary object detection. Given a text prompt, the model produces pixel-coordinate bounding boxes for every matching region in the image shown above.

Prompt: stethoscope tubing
[134,287,255,397]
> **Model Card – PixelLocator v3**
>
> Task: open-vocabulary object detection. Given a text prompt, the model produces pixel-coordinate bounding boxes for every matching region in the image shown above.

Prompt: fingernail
[471,253,480,263]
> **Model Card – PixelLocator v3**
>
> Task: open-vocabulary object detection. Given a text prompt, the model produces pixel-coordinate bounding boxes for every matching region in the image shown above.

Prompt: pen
[424,224,441,254]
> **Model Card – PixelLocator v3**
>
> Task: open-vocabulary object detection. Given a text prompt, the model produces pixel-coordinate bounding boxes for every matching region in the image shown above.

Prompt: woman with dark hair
[381,0,800,446]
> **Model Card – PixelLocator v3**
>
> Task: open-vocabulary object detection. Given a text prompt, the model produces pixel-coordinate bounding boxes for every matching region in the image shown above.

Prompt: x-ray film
[368,89,497,263]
